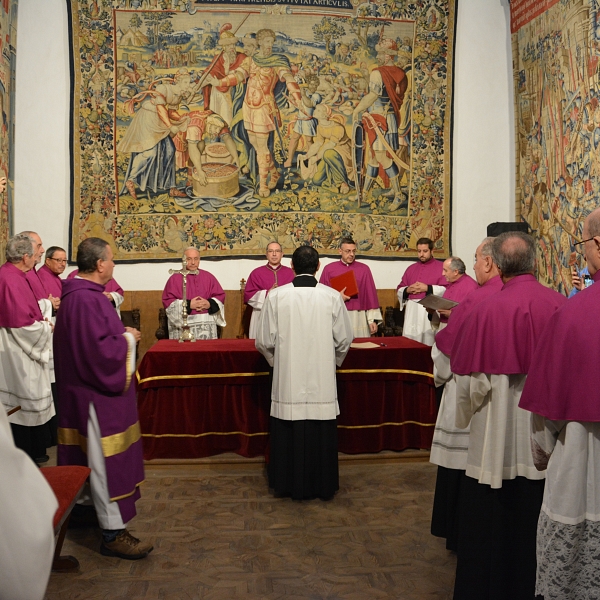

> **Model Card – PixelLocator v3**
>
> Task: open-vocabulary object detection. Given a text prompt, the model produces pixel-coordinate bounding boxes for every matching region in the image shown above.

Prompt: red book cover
[329,270,359,297]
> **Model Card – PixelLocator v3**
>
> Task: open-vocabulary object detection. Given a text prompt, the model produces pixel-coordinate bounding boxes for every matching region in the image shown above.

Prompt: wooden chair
[121,308,141,360]
[40,466,92,572]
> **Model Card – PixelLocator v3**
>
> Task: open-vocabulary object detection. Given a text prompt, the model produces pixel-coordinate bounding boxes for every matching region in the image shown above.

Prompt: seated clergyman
[162,246,226,340]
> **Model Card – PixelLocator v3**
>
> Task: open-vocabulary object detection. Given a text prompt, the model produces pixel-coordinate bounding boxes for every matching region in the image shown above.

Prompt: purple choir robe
[397,258,446,299]
[37,264,63,299]
[436,275,503,356]
[25,267,48,301]
[55,278,144,523]
[244,264,295,304]
[451,274,566,376]
[67,269,124,295]
[162,269,225,315]
[520,269,600,421]
[319,260,380,311]
[438,273,478,323]
[0,262,43,327]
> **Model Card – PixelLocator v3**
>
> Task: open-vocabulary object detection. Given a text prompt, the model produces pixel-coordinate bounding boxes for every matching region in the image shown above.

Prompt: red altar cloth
[136,338,436,460]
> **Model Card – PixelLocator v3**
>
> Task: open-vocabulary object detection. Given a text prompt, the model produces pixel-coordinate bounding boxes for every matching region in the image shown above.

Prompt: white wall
[13,0,514,290]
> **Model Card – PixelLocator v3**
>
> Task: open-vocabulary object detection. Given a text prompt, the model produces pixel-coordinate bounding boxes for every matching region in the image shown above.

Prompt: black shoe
[34,454,49,464]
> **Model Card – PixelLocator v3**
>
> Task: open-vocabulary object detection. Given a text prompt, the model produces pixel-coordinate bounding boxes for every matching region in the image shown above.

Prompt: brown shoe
[100,530,153,560]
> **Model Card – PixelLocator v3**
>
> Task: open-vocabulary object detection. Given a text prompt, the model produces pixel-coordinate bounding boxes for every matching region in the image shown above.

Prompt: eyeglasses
[49,258,67,264]
[574,237,596,253]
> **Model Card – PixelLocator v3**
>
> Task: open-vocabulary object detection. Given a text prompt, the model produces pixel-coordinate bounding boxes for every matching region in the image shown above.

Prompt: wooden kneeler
[40,466,92,572]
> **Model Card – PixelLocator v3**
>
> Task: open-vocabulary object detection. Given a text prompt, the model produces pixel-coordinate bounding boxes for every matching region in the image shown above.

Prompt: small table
[136,338,436,460]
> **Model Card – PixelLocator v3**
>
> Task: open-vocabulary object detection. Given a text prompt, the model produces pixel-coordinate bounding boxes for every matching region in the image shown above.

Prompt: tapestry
[67,0,456,261]
[0,0,17,259]
[512,0,600,294]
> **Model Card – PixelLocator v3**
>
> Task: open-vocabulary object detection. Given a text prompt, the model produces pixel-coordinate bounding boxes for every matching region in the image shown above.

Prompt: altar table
[136,338,436,460]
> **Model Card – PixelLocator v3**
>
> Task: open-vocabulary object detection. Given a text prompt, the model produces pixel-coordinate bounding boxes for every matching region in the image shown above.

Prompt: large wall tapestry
[0,0,18,259]
[512,0,600,294]
[67,0,456,261]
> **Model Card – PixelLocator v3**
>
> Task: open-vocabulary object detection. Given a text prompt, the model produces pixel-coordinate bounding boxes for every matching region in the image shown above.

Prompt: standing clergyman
[256,246,353,500]
[449,231,566,599]
[319,237,382,337]
[55,238,152,559]
[244,241,294,339]
[519,207,600,598]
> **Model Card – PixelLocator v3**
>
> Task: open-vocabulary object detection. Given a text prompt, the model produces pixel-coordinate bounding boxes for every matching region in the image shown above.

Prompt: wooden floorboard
[45,453,455,599]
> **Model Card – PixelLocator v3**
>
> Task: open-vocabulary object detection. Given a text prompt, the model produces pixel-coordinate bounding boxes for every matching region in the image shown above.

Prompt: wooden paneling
[123,289,400,363]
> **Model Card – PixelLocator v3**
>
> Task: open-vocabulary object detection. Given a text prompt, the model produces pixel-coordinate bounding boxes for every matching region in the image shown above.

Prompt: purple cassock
[0,262,43,327]
[319,260,380,311]
[67,269,124,295]
[397,258,446,299]
[55,278,144,523]
[36,264,63,299]
[25,267,48,301]
[520,269,600,421]
[244,264,295,304]
[438,273,478,323]
[162,269,225,314]
[436,275,503,356]
[451,274,566,376]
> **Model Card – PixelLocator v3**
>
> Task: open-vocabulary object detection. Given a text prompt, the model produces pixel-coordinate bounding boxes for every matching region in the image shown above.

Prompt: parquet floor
[45,454,455,599]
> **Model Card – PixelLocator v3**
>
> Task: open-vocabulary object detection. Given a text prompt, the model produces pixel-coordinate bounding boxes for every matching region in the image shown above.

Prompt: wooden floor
[45,453,456,599]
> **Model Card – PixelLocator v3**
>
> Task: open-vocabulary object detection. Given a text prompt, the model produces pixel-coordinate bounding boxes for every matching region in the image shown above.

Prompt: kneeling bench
[40,466,91,572]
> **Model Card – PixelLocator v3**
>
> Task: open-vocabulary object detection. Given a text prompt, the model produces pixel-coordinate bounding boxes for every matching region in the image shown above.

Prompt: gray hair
[447,256,466,274]
[479,237,495,258]
[77,238,109,274]
[491,231,535,276]
[6,233,33,263]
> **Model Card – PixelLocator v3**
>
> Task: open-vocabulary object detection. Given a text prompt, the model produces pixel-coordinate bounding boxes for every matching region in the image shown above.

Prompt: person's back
[265,282,349,421]
[256,246,353,500]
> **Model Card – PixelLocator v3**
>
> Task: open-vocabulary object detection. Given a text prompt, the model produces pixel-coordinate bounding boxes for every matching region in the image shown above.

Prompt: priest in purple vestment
[320,237,381,338]
[433,256,477,327]
[22,231,59,318]
[37,246,66,300]
[67,268,125,315]
[430,237,502,552]
[0,233,53,462]
[244,241,294,339]
[163,247,226,340]
[396,237,446,345]
[519,208,600,598]
[55,237,152,560]
[449,231,566,600]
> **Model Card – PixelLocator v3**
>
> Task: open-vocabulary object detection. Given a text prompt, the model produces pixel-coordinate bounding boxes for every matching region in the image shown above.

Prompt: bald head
[582,208,600,276]
[492,231,536,282]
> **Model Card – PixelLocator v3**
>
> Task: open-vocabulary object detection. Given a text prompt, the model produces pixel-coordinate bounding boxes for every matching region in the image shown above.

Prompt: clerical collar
[340,259,353,267]
[266,264,282,271]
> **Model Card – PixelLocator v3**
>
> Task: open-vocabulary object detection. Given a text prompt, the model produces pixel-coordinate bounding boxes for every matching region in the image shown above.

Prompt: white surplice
[166,298,226,341]
[255,281,353,421]
[347,308,383,338]
[0,321,53,426]
[247,289,266,340]
[429,343,470,470]
[0,405,57,600]
[396,285,446,346]
[455,372,543,488]
[531,417,600,598]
